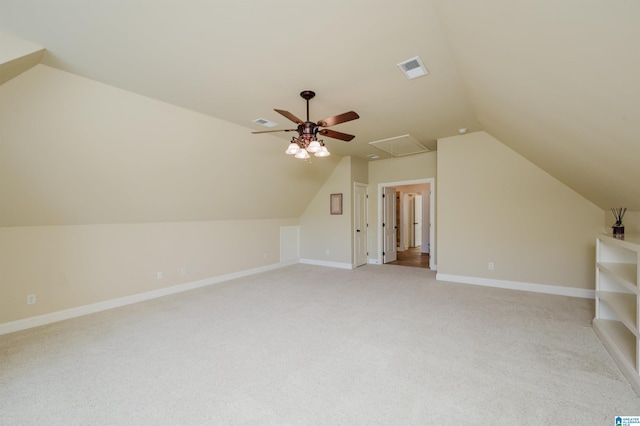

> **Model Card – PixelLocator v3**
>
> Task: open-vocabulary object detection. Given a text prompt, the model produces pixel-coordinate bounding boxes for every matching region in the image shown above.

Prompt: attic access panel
[369,134,429,157]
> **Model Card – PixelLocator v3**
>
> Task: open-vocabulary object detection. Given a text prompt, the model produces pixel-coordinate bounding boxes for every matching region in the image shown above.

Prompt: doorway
[378,178,435,270]
[389,246,430,268]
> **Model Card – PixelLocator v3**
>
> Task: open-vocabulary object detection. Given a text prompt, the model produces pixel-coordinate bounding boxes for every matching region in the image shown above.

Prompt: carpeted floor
[1,264,639,425]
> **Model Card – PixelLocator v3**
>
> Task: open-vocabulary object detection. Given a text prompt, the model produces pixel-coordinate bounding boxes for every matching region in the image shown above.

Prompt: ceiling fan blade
[274,109,304,125]
[251,129,297,134]
[317,111,359,127]
[318,128,355,141]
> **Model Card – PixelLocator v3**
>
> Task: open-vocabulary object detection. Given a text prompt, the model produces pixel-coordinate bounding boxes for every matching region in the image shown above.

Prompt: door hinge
[382,223,385,227]
[383,251,386,256]
[382,193,385,198]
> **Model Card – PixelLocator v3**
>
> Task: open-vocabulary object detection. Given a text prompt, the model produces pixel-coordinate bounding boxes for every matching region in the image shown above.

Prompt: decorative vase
[611,208,626,240]
[612,225,625,239]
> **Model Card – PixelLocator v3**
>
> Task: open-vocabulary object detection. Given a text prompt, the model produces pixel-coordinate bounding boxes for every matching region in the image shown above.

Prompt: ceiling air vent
[397,56,428,80]
[369,134,429,157]
[252,118,278,128]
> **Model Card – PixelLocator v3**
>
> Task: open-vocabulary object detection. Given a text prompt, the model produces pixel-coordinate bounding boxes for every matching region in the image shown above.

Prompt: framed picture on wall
[330,193,343,215]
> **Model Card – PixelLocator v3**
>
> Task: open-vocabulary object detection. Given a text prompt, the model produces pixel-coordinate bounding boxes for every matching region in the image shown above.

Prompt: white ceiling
[1,0,639,210]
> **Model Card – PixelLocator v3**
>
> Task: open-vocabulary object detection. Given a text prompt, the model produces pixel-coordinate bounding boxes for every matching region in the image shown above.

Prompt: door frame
[382,186,398,263]
[353,182,368,267]
[377,178,436,270]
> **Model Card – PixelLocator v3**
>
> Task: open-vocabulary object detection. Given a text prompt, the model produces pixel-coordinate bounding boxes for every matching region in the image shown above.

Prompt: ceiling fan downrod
[300,90,315,122]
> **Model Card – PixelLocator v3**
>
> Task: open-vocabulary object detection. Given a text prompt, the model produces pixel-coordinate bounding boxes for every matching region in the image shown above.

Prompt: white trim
[0,260,298,336]
[353,182,368,268]
[299,258,354,270]
[436,273,594,299]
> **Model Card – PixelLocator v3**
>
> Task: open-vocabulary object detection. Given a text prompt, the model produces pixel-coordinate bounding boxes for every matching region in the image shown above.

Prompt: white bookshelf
[593,233,640,394]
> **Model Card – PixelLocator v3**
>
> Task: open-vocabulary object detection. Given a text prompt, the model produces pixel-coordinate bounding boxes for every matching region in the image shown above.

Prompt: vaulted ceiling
[1,0,639,210]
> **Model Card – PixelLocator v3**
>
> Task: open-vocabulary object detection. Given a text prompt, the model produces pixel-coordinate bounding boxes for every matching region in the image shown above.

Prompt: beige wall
[367,152,437,261]
[300,157,353,265]
[0,64,338,326]
[0,65,339,226]
[351,156,368,184]
[0,219,297,324]
[2,62,614,328]
[437,131,603,289]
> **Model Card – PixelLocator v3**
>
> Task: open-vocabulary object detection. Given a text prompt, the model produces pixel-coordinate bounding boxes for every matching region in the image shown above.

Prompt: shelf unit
[593,233,640,394]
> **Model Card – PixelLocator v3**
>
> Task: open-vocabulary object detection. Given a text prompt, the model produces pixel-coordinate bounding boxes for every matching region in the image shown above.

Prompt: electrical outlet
[27,294,36,305]
[157,272,163,280]
[488,262,495,271]
[180,267,186,276]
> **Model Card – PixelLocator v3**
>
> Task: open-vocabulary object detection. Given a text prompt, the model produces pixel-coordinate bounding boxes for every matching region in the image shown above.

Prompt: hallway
[389,246,430,268]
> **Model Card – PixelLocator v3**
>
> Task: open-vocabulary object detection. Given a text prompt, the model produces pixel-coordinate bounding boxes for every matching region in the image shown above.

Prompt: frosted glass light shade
[285,143,299,155]
[306,140,321,153]
[315,146,330,157]
[295,149,310,159]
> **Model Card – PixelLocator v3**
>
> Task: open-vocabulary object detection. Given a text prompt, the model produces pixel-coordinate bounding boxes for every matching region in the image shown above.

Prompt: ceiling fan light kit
[252,90,359,160]
[294,148,310,159]
[285,138,330,158]
[306,140,322,153]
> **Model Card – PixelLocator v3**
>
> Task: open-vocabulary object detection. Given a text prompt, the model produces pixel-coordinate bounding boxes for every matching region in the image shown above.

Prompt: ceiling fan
[252,90,359,159]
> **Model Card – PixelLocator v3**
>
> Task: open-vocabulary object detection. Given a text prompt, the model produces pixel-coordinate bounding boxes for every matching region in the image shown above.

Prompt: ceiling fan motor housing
[298,122,319,141]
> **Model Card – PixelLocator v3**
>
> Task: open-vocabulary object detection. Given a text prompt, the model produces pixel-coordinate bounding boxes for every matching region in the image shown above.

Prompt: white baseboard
[0,260,298,336]
[436,273,594,299]
[299,258,354,270]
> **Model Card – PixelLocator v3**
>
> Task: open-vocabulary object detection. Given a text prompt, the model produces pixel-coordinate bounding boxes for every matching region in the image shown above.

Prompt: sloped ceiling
[0,32,44,84]
[0,0,639,210]
[0,65,343,226]
[432,0,640,210]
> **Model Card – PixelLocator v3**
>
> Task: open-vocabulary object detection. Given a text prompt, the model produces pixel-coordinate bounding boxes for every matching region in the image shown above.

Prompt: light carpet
[1,264,639,425]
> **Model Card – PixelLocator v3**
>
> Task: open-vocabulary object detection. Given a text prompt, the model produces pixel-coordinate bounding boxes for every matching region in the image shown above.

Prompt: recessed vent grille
[252,118,278,128]
[401,59,421,72]
[397,56,428,80]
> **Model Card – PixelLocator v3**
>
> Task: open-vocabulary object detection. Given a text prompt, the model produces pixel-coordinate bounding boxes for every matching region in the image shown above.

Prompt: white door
[407,195,414,247]
[354,183,368,267]
[422,187,431,253]
[414,194,422,247]
[383,186,397,263]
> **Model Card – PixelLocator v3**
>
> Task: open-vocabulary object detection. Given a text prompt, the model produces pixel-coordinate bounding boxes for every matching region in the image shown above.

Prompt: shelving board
[595,233,640,395]
[597,263,638,291]
[593,318,640,394]
[597,291,638,336]
[601,233,640,248]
